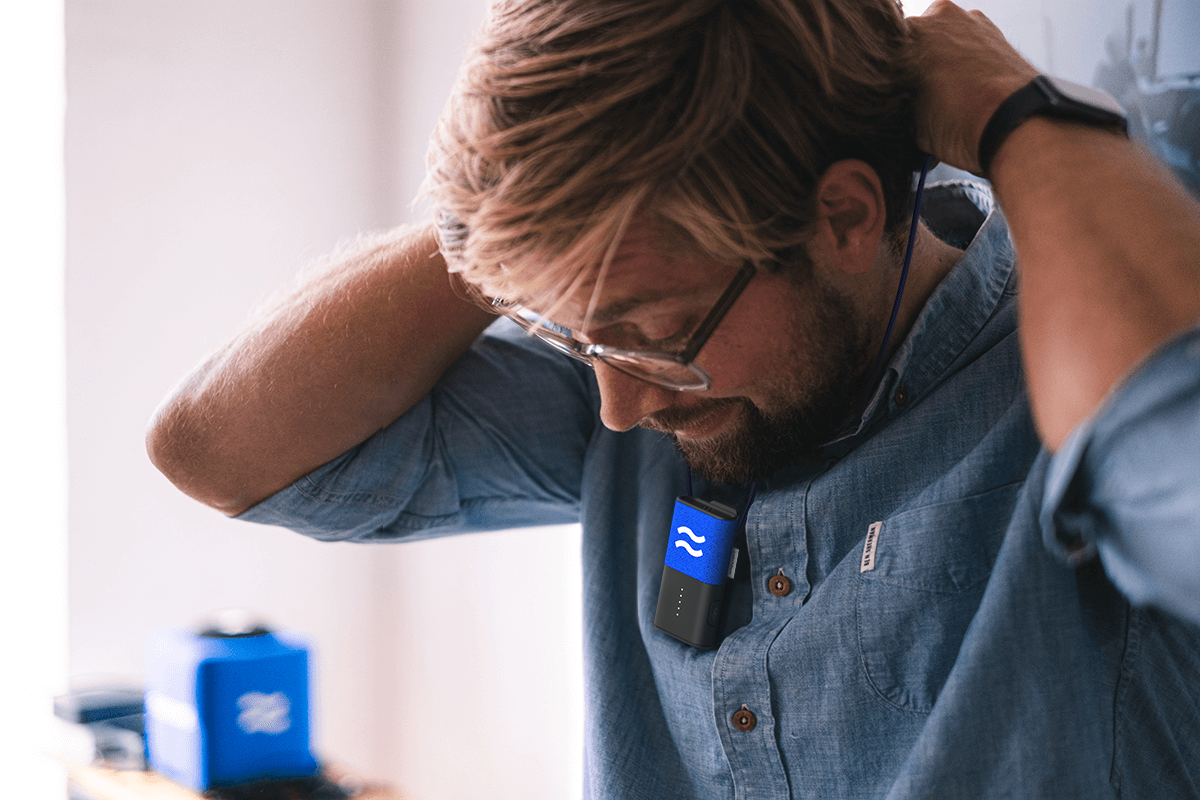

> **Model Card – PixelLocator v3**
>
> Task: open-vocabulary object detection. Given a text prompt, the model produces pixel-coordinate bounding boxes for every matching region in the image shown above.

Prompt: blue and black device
[654,496,741,649]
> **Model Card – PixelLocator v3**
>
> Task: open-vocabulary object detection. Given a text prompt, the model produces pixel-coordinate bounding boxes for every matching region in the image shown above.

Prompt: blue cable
[860,153,934,411]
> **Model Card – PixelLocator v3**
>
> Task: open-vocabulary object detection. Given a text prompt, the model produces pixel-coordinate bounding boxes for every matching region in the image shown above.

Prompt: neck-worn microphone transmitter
[654,496,741,649]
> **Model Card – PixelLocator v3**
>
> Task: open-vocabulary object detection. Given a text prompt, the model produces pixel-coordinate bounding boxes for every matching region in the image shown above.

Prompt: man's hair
[426,0,918,306]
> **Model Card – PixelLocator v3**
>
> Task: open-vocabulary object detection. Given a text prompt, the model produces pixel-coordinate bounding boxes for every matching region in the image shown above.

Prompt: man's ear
[810,159,887,276]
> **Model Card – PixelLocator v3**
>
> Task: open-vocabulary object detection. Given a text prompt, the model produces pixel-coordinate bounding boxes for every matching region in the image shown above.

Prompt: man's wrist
[977,75,1127,178]
[989,116,1126,187]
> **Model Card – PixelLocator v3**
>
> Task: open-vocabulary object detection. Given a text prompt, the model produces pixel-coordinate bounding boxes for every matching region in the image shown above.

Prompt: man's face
[534,219,876,484]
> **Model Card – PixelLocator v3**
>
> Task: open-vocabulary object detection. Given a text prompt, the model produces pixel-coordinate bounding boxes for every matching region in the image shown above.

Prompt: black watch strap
[978,75,1128,178]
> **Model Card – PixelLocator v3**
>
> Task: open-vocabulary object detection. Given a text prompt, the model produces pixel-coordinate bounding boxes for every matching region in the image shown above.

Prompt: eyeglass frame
[490,261,756,391]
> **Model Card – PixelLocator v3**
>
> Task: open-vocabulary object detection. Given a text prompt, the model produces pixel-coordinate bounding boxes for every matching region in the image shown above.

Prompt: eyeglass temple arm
[678,263,757,363]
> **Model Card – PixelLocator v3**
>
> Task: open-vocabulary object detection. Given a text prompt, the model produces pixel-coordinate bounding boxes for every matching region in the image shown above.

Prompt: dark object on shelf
[56,686,149,770]
[203,775,351,800]
[55,687,145,726]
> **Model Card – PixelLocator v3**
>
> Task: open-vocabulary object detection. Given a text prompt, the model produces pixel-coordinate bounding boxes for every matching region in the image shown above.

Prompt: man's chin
[649,395,851,485]
[675,437,763,485]
[634,270,873,486]
[655,402,785,485]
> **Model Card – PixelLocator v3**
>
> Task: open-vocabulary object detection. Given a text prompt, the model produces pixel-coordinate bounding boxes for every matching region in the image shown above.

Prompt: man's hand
[907,0,1037,174]
[906,3,1200,451]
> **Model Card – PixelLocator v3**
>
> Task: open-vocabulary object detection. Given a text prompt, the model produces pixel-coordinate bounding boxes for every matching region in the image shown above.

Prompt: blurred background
[2,1,1196,799]
[62,3,583,798]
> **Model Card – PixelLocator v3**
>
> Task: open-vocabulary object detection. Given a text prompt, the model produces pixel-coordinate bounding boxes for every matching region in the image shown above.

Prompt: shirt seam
[1109,602,1139,799]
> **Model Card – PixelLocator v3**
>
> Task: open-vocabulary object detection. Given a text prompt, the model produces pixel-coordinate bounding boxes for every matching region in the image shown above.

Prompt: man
[148,0,1200,797]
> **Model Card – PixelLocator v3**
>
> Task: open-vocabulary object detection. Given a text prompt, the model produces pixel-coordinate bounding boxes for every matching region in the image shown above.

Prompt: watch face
[1041,75,1126,117]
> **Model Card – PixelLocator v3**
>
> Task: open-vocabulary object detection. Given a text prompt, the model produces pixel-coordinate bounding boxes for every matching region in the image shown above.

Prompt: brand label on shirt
[861,522,883,572]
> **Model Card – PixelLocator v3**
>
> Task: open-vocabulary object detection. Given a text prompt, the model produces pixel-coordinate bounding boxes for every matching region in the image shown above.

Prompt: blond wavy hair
[426,0,918,309]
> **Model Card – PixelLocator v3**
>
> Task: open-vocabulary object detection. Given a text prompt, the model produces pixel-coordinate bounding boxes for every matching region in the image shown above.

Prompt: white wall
[65,2,582,798]
[1,3,69,798]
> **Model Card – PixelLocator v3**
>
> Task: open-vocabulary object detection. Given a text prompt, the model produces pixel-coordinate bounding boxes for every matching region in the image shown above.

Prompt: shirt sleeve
[235,318,601,542]
[1041,323,1200,626]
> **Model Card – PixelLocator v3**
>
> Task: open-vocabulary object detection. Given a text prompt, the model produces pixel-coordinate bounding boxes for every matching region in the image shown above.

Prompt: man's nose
[594,361,676,432]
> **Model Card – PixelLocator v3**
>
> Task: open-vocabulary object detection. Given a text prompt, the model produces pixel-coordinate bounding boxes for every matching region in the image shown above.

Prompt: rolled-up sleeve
[1042,323,1200,625]
[236,319,600,542]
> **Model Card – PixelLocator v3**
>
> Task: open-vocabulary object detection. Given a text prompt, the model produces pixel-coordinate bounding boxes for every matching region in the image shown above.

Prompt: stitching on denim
[855,575,933,715]
[1109,602,1139,798]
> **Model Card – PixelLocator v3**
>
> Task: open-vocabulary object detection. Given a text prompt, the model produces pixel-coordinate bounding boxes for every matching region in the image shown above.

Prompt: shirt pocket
[855,482,1022,713]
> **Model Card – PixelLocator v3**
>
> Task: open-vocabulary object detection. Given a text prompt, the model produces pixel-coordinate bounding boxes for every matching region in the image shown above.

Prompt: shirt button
[768,570,792,597]
[894,384,909,406]
[731,705,757,732]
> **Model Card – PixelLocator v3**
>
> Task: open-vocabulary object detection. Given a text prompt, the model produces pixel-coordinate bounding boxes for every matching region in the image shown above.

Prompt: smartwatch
[977,75,1128,177]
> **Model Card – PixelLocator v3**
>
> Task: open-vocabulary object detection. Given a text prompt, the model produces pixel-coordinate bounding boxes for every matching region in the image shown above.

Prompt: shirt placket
[712,482,810,799]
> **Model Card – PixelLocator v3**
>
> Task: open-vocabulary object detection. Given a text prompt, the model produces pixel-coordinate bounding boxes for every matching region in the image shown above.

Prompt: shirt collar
[826,180,1017,450]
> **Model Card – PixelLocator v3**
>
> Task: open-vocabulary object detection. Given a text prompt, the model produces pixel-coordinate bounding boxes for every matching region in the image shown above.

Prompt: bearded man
[149,0,1200,796]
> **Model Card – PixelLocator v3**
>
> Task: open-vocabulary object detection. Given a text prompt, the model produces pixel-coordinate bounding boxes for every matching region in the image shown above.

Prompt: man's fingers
[906,2,1036,172]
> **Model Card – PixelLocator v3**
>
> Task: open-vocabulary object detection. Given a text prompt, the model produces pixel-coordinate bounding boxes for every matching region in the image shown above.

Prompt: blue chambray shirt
[240,182,1200,799]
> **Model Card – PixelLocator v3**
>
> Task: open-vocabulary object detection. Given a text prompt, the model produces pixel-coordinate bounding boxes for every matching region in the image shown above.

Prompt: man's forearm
[992,120,1200,449]
[146,223,496,516]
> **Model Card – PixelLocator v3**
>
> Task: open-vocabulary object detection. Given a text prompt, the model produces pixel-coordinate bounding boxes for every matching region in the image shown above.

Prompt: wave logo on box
[237,691,291,735]
[673,526,705,557]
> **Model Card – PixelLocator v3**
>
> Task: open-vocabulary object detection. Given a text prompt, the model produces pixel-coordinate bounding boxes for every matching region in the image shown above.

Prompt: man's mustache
[639,398,743,434]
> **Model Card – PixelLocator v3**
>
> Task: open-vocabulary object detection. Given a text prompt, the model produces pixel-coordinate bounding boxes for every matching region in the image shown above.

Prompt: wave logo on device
[237,691,291,735]
[673,526,705,557]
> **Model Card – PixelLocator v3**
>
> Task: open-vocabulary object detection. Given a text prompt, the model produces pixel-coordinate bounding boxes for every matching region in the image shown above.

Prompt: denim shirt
[241,182,1200,799]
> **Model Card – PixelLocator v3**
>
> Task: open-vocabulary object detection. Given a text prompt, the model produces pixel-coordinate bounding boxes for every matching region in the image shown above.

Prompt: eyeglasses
[492,262,755,391]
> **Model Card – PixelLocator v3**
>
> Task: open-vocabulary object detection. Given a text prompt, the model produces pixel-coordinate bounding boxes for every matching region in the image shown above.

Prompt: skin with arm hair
[909,0,1200,450]
[145,224,496,516]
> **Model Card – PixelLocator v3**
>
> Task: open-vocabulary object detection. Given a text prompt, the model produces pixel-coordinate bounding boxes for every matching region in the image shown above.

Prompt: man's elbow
[145,402,257,517]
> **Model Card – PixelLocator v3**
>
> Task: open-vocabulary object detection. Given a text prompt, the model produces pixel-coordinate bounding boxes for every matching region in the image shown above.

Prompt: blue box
[145,628,319,790]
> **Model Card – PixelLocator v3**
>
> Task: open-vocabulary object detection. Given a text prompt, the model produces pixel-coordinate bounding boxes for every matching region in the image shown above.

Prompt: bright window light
[902,0,937,15]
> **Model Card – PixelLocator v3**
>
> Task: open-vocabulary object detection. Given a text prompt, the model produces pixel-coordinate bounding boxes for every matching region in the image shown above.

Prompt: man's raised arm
[910,0,1200,450]
[145,224,496,517]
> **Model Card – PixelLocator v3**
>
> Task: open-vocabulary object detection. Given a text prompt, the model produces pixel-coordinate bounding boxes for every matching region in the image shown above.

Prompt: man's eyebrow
[590,293,663,326]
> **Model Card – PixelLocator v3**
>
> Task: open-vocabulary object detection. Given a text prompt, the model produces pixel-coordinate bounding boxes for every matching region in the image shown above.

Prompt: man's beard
[639,278,875,485]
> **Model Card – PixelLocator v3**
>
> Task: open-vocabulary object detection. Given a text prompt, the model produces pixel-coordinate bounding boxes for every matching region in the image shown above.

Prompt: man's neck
[877,222,963,365]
